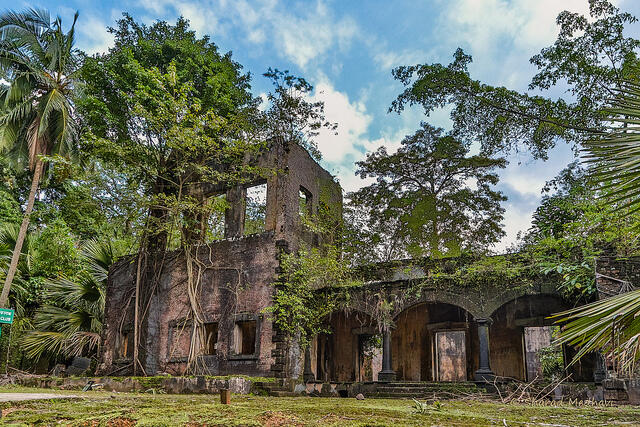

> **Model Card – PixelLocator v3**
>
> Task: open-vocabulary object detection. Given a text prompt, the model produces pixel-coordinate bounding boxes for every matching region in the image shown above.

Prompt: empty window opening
[234,320,257,355]
[203,322,218,355]
[206,195,227,242]
[299,186,312,217]
[356,334,382,382]
[244,183,267,235]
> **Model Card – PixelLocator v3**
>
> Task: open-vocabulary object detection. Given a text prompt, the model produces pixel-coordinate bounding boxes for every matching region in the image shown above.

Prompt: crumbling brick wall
[99,140,342,377]
[595,256,640,299]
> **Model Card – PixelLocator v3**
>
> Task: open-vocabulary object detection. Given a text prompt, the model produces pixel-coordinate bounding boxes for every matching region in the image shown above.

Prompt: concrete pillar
[593,352,607,384]
[224,185,246,238]
[303,345,315,383]
[378,327,396,382]
[474,318,495,382]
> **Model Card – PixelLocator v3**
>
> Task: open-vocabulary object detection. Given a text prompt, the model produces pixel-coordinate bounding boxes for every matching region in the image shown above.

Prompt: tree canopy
[349,123,506,259]
[390,0,640,159]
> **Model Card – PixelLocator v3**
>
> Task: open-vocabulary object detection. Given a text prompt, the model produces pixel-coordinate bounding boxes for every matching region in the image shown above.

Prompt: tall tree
[78,14,261,250]
[262,68,337,161]
[0,9,80,307]
[78,15,265,374]
[390,0,639,160]
[349,123,506,259]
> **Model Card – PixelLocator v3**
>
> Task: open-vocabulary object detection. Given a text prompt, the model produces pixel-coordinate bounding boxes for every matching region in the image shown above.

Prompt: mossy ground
[0,386,638,426]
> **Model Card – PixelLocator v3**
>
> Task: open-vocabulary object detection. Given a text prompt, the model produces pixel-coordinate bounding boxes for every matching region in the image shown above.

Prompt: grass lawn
[0,386,639,426]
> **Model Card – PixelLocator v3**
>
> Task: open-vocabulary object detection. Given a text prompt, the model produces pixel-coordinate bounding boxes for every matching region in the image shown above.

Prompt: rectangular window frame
[229,313,261,360]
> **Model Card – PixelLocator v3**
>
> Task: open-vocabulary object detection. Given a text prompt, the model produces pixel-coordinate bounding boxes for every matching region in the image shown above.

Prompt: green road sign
[0,308,14,324]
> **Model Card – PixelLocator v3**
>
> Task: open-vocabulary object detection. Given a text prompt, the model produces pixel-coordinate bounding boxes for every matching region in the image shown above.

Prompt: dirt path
[0,393,78,402]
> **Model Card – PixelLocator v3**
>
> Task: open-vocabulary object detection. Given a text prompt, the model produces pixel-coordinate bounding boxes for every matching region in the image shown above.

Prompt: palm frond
[552,288,640,372]
[81,239,115,283]
[23,237,115,361]
[584,80,640,213]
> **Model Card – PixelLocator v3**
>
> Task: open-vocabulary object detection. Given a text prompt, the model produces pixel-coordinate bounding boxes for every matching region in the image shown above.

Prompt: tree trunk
[0,158,44,307]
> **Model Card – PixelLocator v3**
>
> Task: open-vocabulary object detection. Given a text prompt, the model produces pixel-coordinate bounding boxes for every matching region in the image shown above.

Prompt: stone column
[593,352,607,384]
[474,318,495,382]
[303,345,315,383]
[378,327,396,382]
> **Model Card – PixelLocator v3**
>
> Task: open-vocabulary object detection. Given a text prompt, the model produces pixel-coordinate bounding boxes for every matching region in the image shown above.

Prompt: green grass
[0,386,638,426]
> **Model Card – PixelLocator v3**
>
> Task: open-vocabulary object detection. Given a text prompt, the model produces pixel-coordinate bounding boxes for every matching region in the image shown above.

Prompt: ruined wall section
[159,234,279,376]
[100,139,343,378]
[100,257,137,374]
[595,256,640,298]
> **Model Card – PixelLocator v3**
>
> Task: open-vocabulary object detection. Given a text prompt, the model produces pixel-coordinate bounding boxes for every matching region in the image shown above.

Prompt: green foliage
[30,218,80,279]
[551,74,640,370]
[0,8,80,165]
[584,79,640,215]
[0,7,82,310]
[22,239,119,360]
[78,15,265,250]
[413,398,442,414]
[349,123,506,260]
[520,162,640,302]
[268,244,360,347]
[539,347,564,381]
[262,68,337,161]
[0,189,20,224]
[552,288,640,374]
[390,0,639,159]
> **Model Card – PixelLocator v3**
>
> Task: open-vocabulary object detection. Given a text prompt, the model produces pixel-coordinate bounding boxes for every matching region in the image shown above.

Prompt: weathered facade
[101,141,599,384]
[99,140,342,377]
[307,256,595,384]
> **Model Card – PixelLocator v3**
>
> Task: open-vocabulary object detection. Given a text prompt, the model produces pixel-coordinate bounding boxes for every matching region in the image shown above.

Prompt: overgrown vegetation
[0,387,639,426]
[2,0,640,375]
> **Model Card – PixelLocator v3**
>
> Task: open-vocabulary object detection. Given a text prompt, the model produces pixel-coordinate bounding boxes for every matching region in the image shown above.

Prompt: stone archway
[391,301,478,381]
[488,294,594,382]
[314,310,380,383]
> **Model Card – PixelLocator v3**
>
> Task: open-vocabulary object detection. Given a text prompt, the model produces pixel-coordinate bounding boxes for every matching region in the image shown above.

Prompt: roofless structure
[100,139,599,387]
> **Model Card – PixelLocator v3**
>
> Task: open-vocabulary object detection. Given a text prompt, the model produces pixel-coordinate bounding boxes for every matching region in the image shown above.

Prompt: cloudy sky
[22,0,640,250]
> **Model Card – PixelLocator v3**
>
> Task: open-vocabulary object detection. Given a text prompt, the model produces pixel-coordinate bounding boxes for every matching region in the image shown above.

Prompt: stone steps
[269,390,301,397]
[253,380,296,397]
[369,382,482,399]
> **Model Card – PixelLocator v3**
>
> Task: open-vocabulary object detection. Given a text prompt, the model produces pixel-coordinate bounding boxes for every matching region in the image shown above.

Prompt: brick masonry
[99,140,341,377]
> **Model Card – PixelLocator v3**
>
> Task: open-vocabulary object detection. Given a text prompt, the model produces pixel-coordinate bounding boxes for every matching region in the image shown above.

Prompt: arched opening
[392,302,477,381]
[490,294,595,382]
[314,310,380,382]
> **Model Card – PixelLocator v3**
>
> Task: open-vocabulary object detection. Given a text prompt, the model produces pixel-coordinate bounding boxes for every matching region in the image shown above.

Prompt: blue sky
[12,0,640,250]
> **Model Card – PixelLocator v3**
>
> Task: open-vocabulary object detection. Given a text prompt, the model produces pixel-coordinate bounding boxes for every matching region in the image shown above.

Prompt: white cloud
[310,79,372,163]
[302,76,413,192]
[437,0,623,88]
[373,48,431,71]
[496,201,536,252]
[443,0,593,54]
[249,1,358,69]
[75,15,114,55]
[135,0,359,70]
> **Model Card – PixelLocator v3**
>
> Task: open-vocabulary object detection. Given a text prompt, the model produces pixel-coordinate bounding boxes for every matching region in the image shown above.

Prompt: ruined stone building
[100,139,342,377]
[101,139,600,385]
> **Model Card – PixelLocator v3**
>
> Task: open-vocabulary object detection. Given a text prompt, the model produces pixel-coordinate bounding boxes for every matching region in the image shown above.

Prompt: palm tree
[22,239,116,360]
[553,79,640,372]
[0,8,80,307]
